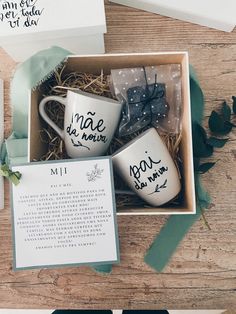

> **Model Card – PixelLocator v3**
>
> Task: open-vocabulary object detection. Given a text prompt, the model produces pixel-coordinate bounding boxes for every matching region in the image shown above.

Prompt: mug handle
[39,96,67,140]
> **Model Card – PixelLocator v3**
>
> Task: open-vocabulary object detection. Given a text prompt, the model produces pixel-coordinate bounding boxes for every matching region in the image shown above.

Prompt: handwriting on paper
[66,112,108,150]
[129,151,169,191]
[0,0,44,29]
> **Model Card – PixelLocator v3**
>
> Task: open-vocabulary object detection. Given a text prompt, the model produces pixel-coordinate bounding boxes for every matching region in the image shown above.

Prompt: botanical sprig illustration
[86,164,104,182]
[148,179,167,195]
[71,138,90,151]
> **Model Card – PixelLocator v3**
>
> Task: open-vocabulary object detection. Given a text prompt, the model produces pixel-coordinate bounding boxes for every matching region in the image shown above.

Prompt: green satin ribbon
[144,67,211,272]
[1,47,210,274]
[144,179,210,272]
[1,46,71,166]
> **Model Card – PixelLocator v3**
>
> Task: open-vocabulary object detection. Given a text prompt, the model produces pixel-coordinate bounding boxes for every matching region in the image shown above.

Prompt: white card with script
[0,79,4,210]
[0,0,106,61]
[11,157,119,270]
[110,0,236,32]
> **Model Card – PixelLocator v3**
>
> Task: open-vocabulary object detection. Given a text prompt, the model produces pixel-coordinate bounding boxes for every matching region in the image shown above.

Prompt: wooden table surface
[0,1,236,310]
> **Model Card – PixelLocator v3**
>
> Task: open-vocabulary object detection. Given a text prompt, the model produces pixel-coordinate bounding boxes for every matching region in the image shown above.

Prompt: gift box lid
[110,0,236,32]
[0,0,107,45]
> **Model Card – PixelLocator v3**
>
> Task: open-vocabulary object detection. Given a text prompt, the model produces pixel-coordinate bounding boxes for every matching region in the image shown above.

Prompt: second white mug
[112,128,181,207]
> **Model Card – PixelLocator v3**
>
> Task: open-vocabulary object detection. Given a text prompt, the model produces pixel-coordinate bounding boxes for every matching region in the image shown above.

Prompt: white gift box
[0,0,107,61]
[110,0,236,32]
[29,52,196,215]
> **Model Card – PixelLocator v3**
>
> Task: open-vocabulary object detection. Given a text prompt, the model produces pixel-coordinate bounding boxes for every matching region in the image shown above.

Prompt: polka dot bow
[119,78,169,136]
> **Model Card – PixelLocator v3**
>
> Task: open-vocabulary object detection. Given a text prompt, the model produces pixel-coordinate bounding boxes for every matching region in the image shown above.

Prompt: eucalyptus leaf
[1,164,7,170]
[225,121,236,130]
[193,157,200,170]
[192,122,213,158]
[0,164,10,177]
[197,123,207,140]
[14,171,21,180]
[198,162,216,174]
[207,137,228,148]
[209,111,224,132]
[0,164,22,186]
[233,96,236,114]
[9,173,21,186]
[221,101,231,121]
[209,111,232,134]
[0,168,9,177]
[225,121,236,128]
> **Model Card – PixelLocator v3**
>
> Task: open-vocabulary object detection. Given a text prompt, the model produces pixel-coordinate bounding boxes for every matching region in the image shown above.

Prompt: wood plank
[0,1,235,309]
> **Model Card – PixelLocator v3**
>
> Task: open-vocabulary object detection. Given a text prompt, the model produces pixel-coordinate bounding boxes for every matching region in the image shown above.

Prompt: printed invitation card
[11,157,119,270]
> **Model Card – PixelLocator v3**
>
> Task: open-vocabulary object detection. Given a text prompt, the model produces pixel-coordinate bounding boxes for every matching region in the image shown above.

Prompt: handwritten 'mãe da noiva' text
[66,112,108,148]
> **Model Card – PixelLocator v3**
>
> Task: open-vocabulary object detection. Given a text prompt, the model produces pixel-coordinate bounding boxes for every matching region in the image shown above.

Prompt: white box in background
[0,0,107,61]
[110,0,236,32]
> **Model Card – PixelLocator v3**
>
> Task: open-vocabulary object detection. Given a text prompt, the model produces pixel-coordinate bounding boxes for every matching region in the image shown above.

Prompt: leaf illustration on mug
[148,179,167,195]
[87,164,104,182]
[71,138,90,151]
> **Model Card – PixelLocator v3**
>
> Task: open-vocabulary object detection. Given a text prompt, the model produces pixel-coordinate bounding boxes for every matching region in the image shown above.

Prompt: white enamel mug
[39,90,122,158]
[112,128,181,207]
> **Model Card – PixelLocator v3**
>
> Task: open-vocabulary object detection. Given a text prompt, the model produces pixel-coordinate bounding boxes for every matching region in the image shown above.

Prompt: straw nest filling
[38,66,183,209]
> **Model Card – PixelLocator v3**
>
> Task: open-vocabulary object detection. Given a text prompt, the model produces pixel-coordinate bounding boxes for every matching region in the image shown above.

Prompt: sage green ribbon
[0,46,71,166]
[1,47,210,274]
[144,67,211,272]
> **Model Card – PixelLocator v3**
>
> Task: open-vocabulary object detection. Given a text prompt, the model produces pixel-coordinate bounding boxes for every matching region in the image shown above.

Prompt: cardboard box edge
[29,51,196,215]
